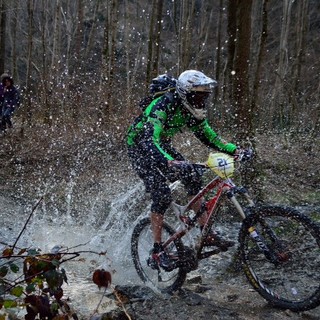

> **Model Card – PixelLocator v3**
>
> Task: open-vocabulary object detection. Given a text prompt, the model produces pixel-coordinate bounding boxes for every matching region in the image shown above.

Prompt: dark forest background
[0,0,319,141]
[0,0,319,207]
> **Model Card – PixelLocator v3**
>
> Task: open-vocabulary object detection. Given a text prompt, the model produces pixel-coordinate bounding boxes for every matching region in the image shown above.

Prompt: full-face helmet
[176,70,217,120]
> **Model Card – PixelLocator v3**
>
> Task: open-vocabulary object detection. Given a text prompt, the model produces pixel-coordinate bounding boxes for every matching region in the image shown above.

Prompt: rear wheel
[239,205,320,311]
[131,217,187,293]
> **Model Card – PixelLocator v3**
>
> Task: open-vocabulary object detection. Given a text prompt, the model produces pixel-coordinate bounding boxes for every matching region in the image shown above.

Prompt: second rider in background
[127,70,238,270]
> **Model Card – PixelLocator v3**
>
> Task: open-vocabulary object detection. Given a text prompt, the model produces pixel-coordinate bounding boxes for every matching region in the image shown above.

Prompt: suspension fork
[227,188,280,264]
[226,186,255,217]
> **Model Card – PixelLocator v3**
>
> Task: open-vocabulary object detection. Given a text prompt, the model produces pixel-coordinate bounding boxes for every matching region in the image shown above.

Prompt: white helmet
[176,70,217,120]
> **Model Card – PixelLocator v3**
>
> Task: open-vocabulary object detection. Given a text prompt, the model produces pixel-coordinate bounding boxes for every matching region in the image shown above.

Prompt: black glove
[241,148,254,161]
[169,160,193,171]
[167,160,195,181]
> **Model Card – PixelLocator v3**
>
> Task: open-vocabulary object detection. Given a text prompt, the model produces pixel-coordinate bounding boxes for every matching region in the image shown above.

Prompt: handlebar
[168,148,253,168]
[168,148,254,178]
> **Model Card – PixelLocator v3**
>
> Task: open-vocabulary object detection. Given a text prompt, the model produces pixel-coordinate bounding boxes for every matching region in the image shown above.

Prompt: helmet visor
[186,91,210,109]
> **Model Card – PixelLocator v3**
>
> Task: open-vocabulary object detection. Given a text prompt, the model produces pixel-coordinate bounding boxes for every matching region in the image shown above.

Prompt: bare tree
[178,0,196,72]
[151,0,163,78]
[20,0,35,136]
[233,0,253,140]
[51,0,61,76]
[291,0,309,128]
[224,0,237,103]
[146,0,157,88]
[0,0,317,134]
[83,0,101,65]
[10,0,19,80]
[101,0,118,121]
[0,0,6,73]
[272,0,293,128]
[251,0,269,130]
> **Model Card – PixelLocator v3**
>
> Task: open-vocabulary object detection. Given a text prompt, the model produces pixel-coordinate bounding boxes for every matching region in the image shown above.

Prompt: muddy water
[1,183,319,319]
[0,182,148,317]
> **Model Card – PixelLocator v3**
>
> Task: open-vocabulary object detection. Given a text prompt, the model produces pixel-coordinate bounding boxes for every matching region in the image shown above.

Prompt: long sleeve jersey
[127,92,237,166]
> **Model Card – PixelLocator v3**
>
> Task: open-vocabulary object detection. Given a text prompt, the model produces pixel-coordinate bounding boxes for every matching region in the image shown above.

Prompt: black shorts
[128,145,202,214]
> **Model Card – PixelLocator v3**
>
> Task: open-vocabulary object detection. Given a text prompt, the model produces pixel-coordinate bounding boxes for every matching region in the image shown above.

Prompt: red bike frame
[162,173,254,250]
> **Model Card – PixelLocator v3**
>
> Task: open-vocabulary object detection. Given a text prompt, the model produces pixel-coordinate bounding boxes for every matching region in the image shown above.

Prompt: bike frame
[131,154,320,311]
[162,173,255,252]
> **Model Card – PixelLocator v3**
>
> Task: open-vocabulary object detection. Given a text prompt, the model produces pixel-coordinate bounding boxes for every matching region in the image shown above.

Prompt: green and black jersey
[127,92,237,166]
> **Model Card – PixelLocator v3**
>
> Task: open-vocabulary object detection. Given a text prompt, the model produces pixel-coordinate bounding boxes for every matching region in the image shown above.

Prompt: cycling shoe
[147,250,176,272]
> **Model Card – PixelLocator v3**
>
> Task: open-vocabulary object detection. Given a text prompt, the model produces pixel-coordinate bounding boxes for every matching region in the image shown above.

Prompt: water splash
[0,180,152,317]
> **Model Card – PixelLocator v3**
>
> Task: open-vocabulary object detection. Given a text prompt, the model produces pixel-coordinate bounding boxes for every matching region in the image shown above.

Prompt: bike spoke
[241,206,320,311]
[131,217,186,293]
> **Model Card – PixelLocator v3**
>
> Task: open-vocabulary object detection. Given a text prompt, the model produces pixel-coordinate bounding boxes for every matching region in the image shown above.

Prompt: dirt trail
[103,272,320,320]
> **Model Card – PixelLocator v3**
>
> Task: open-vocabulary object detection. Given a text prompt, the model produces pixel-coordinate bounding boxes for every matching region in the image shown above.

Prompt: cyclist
[127,70,238,270]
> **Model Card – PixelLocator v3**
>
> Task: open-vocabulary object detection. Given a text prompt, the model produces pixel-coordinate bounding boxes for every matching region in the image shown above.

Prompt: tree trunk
[0,0,6,73]
[20,0,34,136]
[151,0,164,78]
[101,0,118,122]
[251,0,268,131]
[146,0,156,89]
[233,0,253,141]
[224,0,238,103]
[74,0,84,69]
[210,0,223,124]
[292,0,308,129]
[84,0,101,65]
[40,0,50,125]
[178,0,195,72]
[272,0,293,128]
[11,0,18,80]
[51,0,61,75]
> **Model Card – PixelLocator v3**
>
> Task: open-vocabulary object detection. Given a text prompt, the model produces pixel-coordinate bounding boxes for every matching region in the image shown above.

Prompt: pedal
[147,256,159,270]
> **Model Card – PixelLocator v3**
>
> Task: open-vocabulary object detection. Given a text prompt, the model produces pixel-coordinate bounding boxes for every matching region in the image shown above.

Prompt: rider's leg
[150,182,172,244]
[149,183,175,269]
[128,147,174,269]
[151,212,164,244]
[150,211,174,269]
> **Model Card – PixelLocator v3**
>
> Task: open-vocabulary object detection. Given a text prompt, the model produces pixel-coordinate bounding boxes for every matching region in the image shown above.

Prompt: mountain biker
[1,75,20,132]
[127,70,238,270]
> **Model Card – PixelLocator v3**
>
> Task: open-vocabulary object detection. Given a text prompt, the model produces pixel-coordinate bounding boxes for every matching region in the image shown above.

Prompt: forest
[0,1,320,319]
[0,0,319,140]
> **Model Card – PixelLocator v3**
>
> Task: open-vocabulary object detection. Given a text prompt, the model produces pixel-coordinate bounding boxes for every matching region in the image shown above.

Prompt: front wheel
[239,205,320,311]
[131,217,187,293]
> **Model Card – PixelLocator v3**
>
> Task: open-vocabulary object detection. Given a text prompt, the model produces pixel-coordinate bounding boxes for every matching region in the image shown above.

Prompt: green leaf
[9,263,19,273]
[50,301,59,312]
[3,299,17,308]
[44,270,63,289]
[10,286,24,297]
[25,283,36,294]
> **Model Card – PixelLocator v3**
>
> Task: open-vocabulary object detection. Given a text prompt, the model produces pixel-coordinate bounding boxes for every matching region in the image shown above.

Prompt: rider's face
[186,91,210,109]
[4,79,12,87]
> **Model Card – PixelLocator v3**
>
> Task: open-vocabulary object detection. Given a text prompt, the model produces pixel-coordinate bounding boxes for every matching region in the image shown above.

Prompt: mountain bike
[131,150,320,312]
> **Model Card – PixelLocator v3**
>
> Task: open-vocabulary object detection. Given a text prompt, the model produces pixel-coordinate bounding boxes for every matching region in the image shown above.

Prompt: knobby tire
[239,205,320,311]
[131,217,187,294]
